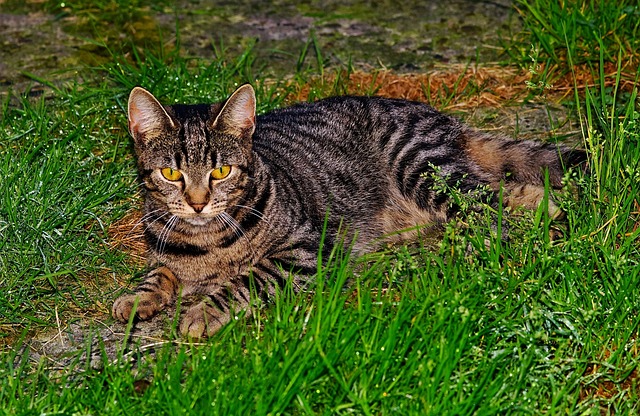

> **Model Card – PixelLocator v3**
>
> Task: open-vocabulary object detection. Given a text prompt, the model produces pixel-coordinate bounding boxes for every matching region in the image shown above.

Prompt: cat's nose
[190,203,207,213]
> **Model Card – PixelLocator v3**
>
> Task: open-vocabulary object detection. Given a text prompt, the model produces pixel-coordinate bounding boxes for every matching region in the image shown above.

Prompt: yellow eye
[211,165,232,180]
[161,167,183,181]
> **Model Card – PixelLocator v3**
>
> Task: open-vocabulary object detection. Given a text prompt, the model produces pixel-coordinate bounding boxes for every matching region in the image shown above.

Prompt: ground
[0,0,580,367]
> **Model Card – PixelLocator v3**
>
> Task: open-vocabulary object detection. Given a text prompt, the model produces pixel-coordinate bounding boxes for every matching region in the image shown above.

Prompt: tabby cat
[112,84,585,338]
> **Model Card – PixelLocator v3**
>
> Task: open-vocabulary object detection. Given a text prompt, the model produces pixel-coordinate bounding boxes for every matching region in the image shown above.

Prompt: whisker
[155,216,169,253]
[119,208,165,242]
[156,215,178,255]
[143,211,170,236]
[214,214,228,233]
[138,208,164,226]
[162,216,179,254]
[219,212,243,240]
[219,211,257,258]
[233,204,271,225]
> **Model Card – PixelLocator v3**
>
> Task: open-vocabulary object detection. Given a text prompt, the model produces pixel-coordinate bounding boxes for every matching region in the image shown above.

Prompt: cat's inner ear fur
[211,84,256,139]
[128,87,175,147]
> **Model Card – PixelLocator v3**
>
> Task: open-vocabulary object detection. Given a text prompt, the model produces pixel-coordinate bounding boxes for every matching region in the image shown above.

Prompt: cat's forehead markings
[180,117,209,165]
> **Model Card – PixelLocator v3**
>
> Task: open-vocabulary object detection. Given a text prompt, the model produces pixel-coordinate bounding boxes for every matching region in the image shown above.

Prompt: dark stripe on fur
[254,262,288,289]
[178,125,190,164]
[239,185,270,232]
[274,258,316,277]
[207,294,228,312]
[145,230,209,256]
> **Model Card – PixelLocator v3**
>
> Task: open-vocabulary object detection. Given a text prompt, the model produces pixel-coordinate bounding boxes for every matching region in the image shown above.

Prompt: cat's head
[127,84,256,226]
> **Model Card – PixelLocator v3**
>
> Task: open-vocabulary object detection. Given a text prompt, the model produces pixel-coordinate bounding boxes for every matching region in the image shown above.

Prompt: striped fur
[113,84,586,337]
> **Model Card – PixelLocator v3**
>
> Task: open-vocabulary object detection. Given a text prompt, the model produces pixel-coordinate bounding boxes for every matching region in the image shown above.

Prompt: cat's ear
[212,84,256,139]
[128,87,175,147]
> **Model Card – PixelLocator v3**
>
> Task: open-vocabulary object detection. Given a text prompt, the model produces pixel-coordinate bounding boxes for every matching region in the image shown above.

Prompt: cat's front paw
[112,292,165,322]
[180,302,230,338]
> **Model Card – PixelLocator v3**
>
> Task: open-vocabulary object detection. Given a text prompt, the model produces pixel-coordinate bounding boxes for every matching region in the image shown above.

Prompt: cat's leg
[112,266,180,322]
[179,257,309,338]
[179,274,254,338]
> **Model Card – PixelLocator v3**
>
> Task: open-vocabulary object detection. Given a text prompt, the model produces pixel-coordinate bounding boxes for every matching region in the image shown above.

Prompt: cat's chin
[182,216,215,226]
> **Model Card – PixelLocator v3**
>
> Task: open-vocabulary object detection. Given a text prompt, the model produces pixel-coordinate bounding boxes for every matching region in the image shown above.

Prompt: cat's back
[252,95,461,169]
[253,95,385,158]
[251,96,398,221]
[249,95,468,244]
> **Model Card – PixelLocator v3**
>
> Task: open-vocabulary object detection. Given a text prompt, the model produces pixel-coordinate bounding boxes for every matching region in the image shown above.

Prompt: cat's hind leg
[112,266,179,322]
[502,183,562,219]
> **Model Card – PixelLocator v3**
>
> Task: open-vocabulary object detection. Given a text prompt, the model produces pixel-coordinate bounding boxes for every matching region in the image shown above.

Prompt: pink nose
[190,203,206,213]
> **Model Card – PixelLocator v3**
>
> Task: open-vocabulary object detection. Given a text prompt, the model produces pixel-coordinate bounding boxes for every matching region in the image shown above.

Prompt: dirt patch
[0,0,518,95]
[0,11,80,94]
[165,0,518,74]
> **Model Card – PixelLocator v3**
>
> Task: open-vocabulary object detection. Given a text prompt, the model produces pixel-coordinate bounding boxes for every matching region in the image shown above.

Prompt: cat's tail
[463,130,587,189]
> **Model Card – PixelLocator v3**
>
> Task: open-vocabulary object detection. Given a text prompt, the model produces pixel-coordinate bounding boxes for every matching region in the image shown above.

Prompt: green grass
[1,0,640,414]
[510,0,640,74]
[0,86,136,332]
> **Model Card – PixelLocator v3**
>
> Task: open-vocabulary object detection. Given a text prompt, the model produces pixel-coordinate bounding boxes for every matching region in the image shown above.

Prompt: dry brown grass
[289,65,532,109]
[108,206,147,265]
[579,344,640,406]
[286,62,638,111]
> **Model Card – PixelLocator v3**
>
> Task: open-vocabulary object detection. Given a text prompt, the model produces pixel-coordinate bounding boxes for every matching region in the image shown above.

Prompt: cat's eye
[161,167,183,181]
[211,165,232,180]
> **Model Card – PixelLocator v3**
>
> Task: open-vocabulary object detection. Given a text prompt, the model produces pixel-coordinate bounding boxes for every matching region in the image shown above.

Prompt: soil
[1,0,518,93]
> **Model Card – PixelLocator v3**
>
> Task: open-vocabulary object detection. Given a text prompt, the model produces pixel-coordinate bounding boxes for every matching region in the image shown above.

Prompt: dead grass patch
[107,207,147,265]
[288,65,531,109]
[286,62,638,111]
[579,344,640,407]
